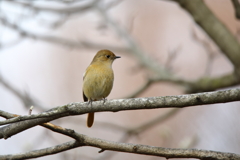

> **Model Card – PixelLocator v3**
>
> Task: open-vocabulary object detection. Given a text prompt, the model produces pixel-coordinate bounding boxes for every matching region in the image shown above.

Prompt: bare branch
[185,73,240,93]
[0,132,239,160]
[0,140,81,160]
[0,108,238,160]
[191,28,219,76]
[0,110,79,140]
[129,108,180,134]
[126,79,153,98]
[6,0,97,15]
[171,0,240,76]
[29,106,34,115]
[0,75,43,110]
[99,109,180,159]
[115,109,180,151]
[2,110,237,160]
[165,46,181,72]
[95,2,174,79]
[0,16,128,52]
[231,0,240,20]
[0,88,240,139]
[0,37,22,49]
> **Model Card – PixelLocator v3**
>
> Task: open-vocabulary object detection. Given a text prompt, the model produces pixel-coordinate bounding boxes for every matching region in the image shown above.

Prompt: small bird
[83,50,120,127]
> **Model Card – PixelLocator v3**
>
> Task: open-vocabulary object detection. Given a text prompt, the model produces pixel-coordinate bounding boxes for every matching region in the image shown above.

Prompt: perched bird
[83,50,120,127]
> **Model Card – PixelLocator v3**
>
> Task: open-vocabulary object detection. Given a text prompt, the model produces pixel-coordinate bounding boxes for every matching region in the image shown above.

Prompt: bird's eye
[106,55,110,58]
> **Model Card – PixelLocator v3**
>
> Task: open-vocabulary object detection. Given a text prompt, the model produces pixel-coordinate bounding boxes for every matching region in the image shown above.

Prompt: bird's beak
[115,56,121,59]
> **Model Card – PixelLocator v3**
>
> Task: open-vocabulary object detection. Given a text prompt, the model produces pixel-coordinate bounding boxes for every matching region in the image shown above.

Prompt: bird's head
[91,50,121,65]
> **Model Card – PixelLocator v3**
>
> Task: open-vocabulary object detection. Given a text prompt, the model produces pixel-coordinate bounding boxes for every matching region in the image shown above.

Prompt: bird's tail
[87,112,94,127]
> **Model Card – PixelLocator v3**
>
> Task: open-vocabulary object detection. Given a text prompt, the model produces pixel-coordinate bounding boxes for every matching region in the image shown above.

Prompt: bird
[83,49,120,127]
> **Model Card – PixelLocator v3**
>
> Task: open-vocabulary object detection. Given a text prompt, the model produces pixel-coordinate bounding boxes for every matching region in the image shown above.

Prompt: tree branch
[0,88,240,140]
[117,108,180,145]
[3,1,239,94]
[126,79,153,98]
[171,0,240,76]
[185,73,240,93]
[1,89,240,159]
[0,141,81,160]
[0,75,45,110]
[96,2,174,79]
[232,0,240,20]
[0,110,79,140]
[1,132,239,160]
[6,0,97,15]
[0,16,128,52]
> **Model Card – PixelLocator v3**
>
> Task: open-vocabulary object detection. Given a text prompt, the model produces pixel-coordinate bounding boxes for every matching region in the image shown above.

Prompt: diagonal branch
[0,88,240,139]
[126,79,153,98]
[1,104,240,160]
[232,0,240,20]
[0,16,128,52]
[0,75,45,110]
[171,0,240,76]
[0,140,81,160]
[6,0,97,15]
[117,108,180,145]
[0,110,79,140]
[0,131,240,160]
[96,2,174,79]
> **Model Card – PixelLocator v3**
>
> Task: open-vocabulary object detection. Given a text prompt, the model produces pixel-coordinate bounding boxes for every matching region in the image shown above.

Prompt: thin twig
[28,106,34,115]
[6,0,97,15]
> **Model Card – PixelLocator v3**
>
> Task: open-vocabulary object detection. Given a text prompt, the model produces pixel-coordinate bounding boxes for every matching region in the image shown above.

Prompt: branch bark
[232,0,240,20]
[1,109,240,160]
[0,88,240,140]
[1,132,239,160]
[171,0,240,76]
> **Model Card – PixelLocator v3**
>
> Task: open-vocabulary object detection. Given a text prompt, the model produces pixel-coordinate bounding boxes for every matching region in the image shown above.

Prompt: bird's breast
[83,64,114,100]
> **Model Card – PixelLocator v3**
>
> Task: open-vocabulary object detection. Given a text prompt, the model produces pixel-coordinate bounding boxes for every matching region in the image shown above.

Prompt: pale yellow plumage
[83,50,120,127]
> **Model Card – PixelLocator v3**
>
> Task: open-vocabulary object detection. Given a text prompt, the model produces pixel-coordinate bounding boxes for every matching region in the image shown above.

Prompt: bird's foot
[103,98,107,104]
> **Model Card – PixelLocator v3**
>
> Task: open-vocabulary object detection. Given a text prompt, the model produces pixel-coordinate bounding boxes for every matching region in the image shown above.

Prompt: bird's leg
[88,99,93,106]
[103,97,107,104]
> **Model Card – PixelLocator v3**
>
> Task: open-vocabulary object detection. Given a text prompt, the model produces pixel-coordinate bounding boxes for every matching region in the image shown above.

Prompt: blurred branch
[0,75,44,110]
[126,79,153,98]
[0,16,129,52]
[1,88,240,139]
[165,46,181,72]
[0,110,239,160]
[99,109,180,159]
[119,108,179,143]
[232,0,240,20]
[129,109,179,134]
[6,0,97,15]
[192,28,218,76]
[96,1,240,93]
[185,73,240,93]
[130,72,240,94]
[178,135,199,149]
[171,0,240,76]
[0,37,22,49]
[3,1,239,95]
[96,2,174,79]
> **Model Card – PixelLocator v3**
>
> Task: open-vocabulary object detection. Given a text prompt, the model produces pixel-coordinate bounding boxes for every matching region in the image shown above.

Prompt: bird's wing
[83,91,88,102]
[82,66,90,102]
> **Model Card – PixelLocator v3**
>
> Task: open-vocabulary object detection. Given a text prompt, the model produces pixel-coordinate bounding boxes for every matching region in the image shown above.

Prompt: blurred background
[0,0,240,160]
